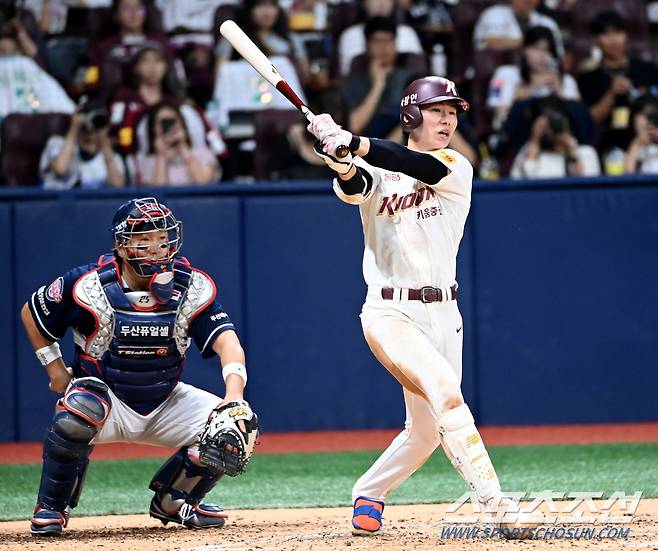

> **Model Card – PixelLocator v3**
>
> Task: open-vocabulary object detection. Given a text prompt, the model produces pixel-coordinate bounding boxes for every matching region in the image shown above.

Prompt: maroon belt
[381,285,458,303]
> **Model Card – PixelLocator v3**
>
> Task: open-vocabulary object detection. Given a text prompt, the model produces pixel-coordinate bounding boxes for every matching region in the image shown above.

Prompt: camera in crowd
[539,109,570,151]
[78,96,110,131]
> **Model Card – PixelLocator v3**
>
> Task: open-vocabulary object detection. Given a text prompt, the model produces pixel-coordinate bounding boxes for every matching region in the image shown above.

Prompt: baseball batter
[21,197,256,536]
[309,77,522,536]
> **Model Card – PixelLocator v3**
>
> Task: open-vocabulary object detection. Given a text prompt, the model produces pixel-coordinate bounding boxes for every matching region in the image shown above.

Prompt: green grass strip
[1,443,655,521]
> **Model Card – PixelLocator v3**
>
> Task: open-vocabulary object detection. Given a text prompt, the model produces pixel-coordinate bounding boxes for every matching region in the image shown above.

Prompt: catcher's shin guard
[437,403,501,503]
[149,447,227,529]
[32,379,110,536]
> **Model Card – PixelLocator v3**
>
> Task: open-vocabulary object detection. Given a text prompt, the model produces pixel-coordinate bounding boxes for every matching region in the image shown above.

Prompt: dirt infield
[1,500,657,551]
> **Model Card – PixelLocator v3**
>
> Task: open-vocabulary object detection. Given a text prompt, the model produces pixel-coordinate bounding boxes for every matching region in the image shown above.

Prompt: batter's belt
[381,284,458,303]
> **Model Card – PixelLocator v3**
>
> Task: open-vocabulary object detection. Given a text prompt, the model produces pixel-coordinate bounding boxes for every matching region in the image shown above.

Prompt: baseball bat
[219,20,350,159]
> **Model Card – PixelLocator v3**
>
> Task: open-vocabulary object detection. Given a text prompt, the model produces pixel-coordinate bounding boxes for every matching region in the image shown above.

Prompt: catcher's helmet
[400,76,470,132]
[111,197,183,277]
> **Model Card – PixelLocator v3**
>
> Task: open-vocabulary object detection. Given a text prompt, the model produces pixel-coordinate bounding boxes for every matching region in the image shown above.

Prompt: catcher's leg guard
[31,378,110,537]
[149,447,227,529]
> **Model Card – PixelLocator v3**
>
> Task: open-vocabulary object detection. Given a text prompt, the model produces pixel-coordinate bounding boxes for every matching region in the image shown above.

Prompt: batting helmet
[111,197,183,277]
[400,77,470,132]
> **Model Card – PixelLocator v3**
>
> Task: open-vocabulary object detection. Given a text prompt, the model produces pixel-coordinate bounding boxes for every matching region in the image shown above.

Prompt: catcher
[21,197,258,536]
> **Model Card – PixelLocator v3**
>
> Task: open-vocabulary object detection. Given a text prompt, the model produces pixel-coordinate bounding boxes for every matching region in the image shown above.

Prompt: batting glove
[308,113,352,142]
[314,141,353,175]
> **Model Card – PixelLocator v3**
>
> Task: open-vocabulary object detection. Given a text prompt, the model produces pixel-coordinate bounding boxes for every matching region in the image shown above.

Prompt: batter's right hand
[313,141,353,175]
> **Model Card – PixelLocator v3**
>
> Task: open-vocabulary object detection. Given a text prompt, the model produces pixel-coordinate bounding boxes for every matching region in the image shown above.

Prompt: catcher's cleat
[30,505,69,536]
[351,496,385,536]
[149,495,228,529]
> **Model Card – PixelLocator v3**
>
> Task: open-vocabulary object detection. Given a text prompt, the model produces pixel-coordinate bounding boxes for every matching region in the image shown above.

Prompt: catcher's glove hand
[197,400,259,477]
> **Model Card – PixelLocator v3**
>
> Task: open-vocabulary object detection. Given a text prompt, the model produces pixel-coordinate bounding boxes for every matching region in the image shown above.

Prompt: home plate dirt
[1,500,657,551]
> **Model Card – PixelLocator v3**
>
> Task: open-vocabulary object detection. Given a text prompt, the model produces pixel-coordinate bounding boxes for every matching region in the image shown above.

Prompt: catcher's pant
[352,289,463,501]
[92,382,221,449]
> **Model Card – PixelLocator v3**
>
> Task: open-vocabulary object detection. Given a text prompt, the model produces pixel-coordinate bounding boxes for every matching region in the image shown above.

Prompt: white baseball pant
[353,290,500,503]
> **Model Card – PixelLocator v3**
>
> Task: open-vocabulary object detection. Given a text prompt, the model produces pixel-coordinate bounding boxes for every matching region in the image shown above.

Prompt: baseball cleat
[351,496,385,536]
[30,505,69,536]
[149,495,228,529]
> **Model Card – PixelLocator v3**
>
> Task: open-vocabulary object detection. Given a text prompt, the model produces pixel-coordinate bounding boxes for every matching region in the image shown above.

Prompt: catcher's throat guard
[198,401,259,477]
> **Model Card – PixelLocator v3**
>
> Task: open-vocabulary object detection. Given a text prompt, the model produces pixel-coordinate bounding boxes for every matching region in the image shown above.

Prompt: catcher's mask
[111,197,183,278]
[400,76,470,132]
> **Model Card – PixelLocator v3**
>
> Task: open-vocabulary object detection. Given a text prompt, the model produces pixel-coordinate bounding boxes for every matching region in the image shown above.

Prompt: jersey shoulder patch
[430,148,473,180]
[430,148,467,166]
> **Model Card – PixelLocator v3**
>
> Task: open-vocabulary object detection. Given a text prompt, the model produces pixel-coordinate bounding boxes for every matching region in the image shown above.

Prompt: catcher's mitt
[197,400,259,477]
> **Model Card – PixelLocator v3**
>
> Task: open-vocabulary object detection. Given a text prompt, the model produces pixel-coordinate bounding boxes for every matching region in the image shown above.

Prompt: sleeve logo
[437,149,456,164]
[46,277,64,303]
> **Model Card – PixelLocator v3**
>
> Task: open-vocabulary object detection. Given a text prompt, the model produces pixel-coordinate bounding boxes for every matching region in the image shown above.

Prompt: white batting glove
[322,132,353,159]
[308,113,338,139]
[313,141,353,175]
[308,113,353,143]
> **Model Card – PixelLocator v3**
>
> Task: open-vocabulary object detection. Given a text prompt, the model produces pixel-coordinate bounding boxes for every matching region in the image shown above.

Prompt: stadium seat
[449,0,499,78]
[471,48,519,139]
[87,4,165,48]
[328,1,362,78]
[570,0,651,69]
[213,4,240,45]
[252,110,303,179]
[0,114,71,186]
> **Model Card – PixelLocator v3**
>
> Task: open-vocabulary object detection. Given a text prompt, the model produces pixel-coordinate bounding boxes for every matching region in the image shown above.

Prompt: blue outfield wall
[0,176,657,441]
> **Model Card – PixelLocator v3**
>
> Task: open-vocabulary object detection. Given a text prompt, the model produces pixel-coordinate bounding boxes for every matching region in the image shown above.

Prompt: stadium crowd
[0,0,657,186]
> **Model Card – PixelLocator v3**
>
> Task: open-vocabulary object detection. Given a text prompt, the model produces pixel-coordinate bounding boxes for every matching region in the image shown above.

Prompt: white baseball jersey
[333,148,473,290]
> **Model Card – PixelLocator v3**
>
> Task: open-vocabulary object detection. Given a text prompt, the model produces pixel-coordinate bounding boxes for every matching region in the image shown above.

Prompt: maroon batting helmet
[400,77,470,132]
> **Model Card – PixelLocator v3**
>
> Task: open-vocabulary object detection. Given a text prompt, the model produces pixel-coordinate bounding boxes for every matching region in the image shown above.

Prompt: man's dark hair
[364,16,397,41]
[591,10,627,35]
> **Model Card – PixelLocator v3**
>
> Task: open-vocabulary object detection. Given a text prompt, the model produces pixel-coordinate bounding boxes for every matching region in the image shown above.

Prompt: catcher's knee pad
[437,403,501,502]
[150,447,223,507]
[37,379,111,512]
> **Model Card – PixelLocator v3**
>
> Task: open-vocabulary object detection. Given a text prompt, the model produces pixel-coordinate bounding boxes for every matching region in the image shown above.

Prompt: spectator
[25,0,112,87]
[625,95,658,174]
[0,7,42,64]
[132,100,220,186]
[154,0,225,106]
[576,10,658,157]
[337,0,423,77]
[111,44,226,162]
[90,0,173,83]
[40,98,125,189]
[111,43,183,150]
[487,25,580,130]
[510,96,600,178]
[341,17,420,141]
[473,0,564,56]
[215,0,309,83]
[264,87,348,180]
[0,25,74,116]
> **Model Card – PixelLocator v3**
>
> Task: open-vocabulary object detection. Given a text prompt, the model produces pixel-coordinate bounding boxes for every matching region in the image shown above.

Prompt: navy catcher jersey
[28,261,235,359]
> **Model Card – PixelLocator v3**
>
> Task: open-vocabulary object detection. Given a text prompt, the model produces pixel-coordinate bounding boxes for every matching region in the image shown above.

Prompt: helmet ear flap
[401,104,423,132]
